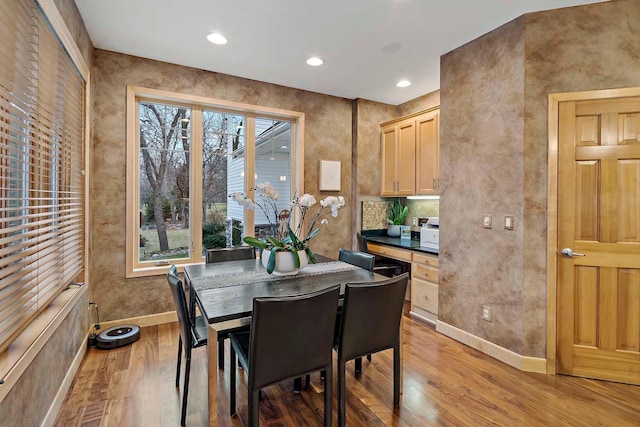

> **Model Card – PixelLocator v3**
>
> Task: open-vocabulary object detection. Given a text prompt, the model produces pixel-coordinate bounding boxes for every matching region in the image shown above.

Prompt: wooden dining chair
[229,285,340,427]
[203,246,256,369]
[335,273,409,427]
[167,265,208,426]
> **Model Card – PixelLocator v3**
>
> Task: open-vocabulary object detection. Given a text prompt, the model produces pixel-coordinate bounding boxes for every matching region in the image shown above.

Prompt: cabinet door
[380,125,397,196]
[396,119,416,195]
[416,110,439,194]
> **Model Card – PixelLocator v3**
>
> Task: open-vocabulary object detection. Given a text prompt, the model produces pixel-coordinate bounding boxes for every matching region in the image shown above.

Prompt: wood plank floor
[54,308,640,426]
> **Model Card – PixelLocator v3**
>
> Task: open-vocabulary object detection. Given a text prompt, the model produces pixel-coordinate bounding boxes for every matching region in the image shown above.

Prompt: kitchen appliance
[420,217,439,251]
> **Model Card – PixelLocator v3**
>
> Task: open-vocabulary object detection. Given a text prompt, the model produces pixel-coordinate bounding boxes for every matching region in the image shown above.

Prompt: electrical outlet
[412,217,418,226]
[481,305,492,321]
[483,215,492,229]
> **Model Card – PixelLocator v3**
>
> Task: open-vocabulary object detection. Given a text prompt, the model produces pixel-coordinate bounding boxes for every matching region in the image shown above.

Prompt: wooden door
[380,125,397,196]
[396,119,416,195]
[557,96,640,384]
[416,110,439,195]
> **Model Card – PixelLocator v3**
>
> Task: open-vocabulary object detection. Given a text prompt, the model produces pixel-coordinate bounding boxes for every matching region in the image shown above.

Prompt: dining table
[183,256,393,425]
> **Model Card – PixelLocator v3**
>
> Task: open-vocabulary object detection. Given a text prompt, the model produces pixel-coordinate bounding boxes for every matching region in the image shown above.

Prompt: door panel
[558,96,640,385]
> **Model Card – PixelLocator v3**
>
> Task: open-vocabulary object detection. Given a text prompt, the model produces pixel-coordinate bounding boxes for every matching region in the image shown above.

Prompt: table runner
[193,261,359,290]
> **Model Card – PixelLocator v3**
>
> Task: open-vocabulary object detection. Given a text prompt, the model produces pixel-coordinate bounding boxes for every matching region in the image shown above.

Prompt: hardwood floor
[54,308,640,426]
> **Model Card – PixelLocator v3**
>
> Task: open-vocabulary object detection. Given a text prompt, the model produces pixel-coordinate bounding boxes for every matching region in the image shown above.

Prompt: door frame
[546,86,640,375]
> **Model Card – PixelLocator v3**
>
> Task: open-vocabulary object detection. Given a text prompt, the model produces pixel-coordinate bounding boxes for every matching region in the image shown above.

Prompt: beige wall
[440,0,640,358]
[90,50,354,320]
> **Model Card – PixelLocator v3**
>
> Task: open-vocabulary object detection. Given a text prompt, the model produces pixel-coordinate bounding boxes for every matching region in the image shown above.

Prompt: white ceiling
[74,0,604,105]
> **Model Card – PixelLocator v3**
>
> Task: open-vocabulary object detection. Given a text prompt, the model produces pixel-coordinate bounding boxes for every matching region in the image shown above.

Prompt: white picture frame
[319,160,341,191]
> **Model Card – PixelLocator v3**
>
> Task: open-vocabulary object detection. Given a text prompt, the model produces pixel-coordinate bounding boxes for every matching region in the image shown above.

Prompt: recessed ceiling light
[306,57,324,66]
[381,42,403,54]
[207,33,228,45]
[396,80,411,88]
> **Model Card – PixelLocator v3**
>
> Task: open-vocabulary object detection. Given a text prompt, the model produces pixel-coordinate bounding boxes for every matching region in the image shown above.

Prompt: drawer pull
[423,295,429,301]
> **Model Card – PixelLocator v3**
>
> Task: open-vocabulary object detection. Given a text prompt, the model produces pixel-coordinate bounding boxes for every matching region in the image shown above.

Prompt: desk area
[361,231,439,326]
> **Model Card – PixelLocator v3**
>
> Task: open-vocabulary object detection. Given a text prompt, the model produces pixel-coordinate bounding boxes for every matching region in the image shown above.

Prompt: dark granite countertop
[361,230,438,256]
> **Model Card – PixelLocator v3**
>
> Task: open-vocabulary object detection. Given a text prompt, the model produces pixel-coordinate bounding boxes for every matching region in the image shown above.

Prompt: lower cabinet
[410,252,439,325]
[366,243,439,325]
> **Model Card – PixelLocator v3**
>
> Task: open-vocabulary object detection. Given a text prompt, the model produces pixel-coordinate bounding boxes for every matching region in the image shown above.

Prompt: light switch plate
[504,215,514,230]
[483,214,492,229]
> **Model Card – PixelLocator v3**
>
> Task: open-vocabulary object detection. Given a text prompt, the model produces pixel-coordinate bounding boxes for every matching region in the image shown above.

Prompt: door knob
[561,248,585,258]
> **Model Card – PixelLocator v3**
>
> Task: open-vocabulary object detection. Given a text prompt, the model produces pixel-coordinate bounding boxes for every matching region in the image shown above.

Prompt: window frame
[125,86,305,277]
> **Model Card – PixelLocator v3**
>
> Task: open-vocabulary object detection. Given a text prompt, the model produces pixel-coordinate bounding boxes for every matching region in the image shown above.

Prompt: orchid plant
[230,182,345,273]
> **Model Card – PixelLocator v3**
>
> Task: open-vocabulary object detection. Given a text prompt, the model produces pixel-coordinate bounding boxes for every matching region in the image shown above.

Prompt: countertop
[362,230,438,256]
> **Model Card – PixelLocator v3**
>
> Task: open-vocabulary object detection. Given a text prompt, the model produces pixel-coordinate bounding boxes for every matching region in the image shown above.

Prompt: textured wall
[440,0,640,358]
[0,291,89,426]
[91,50,353,320]
[397,90,440,118]
[52,0,93,68]
[440,17,526,354]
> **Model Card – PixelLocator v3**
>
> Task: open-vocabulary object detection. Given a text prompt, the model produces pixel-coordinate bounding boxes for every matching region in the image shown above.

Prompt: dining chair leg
[181,349,192,426]
[249,388,260,427]
[175,337,182,387]
[218,339,225,370]
[324,363,333,427]
[338,359,347,427]
[354,357,362,374]
[229,345,237,416]
[366,354,372,362]
[393,344,400,407]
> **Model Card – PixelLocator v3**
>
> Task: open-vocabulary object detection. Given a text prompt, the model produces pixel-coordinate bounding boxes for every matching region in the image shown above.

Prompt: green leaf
[289,248,300,268]
[266,248,276,274]
[305,247,316,264]
[306,228,320,240]
[243,236,269,249]
[267,236,284,248]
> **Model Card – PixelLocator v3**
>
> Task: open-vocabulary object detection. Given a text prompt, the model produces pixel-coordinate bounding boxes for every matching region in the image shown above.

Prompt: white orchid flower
[299,194,316,208]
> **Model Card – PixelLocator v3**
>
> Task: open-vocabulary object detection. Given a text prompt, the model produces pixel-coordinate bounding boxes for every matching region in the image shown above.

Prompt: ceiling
[74,0,604,105]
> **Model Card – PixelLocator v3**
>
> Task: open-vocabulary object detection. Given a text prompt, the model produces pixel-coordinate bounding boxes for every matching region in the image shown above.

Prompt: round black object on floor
[95,324,141,349]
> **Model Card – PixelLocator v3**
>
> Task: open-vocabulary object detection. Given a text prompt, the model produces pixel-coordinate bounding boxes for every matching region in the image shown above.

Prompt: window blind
[0,0,85,353]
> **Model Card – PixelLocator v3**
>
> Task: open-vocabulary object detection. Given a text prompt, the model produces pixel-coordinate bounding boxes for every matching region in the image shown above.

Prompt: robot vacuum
[95,324,141,349]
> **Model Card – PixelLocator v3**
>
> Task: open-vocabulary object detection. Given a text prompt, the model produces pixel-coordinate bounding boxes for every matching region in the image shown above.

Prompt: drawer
[413,252,439,267]
[412,261,438,283]
[367,243,413,262]
[412,279,438,314]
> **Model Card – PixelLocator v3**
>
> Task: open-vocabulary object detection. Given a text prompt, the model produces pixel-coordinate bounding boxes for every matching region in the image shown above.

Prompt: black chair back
[338,248,375,271]
[249,285,340,390]
[338,273,409,361]
[206,246,256,264]
[356,233,368,253]
[167,265,192,350]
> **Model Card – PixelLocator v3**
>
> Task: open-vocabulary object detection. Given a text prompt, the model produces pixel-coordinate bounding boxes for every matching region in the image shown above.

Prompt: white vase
[261,249,309,275]
[387,224,401,237]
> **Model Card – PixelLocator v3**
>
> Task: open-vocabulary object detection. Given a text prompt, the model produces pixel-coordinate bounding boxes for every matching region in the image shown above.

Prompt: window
[0,0,86,354]
[126,87,303,277]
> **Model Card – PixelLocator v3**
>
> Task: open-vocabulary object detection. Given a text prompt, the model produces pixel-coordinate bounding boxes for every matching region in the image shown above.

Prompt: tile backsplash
[361,201,389,230]
[362,199,440,231]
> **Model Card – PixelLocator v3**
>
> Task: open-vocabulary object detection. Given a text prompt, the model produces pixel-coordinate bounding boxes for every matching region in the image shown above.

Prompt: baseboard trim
[41,333,88,427]
[98,311,177,330]
[436,320,547,374]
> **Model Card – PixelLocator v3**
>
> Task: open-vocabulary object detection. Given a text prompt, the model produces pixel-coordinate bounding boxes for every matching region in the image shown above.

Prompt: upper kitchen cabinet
[415,109,439,195]
[380,107,440,196]
[381,117,416,196]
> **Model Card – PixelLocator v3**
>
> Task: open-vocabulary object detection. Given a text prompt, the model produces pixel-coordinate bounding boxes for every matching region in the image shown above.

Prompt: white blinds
[0,0,85,353]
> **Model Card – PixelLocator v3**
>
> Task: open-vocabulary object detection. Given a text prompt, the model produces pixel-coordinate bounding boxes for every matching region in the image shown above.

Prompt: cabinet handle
[437,177,440,189]
[432,177,436,188]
